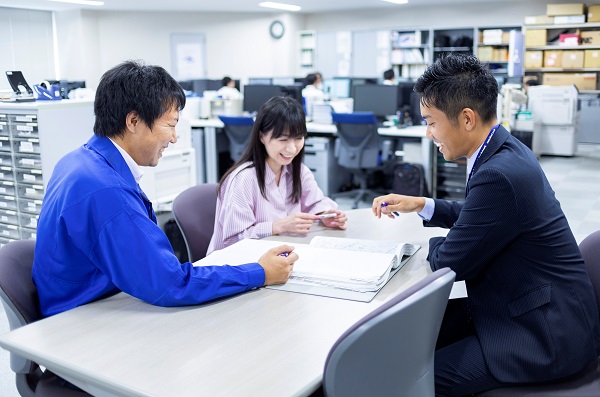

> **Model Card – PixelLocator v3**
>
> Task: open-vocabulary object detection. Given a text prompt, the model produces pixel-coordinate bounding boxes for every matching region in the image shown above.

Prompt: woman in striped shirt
[207,96,347,254]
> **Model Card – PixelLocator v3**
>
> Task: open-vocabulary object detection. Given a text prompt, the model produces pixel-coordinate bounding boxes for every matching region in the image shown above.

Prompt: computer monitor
[243,84,284,113]
[272,77,295,86]
[6,71,33,96]
[350,77,377,98]
[353,85,400,120]
[279,84,303,106]
[192,79,222,96]
[178,80,194,91]
[323,78,351,99]
[396,81,416,108]
[248,78,272,85]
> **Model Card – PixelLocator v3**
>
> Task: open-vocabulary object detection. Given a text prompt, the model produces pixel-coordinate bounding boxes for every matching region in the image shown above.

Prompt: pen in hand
[381,202,400,216]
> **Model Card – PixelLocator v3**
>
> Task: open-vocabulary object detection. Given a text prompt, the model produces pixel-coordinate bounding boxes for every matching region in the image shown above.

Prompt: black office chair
[478,230,600,396]
[0,239,90,397]
[331,112,383,209]
[323,267,456,397]
[172,183,218,262]
[218,115,254,162]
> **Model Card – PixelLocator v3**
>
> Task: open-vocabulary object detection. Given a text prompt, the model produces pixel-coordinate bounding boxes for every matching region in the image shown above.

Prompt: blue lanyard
[467,124,499,184]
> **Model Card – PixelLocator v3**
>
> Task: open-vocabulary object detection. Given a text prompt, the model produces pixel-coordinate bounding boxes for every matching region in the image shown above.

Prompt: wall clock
[269,20,285,39]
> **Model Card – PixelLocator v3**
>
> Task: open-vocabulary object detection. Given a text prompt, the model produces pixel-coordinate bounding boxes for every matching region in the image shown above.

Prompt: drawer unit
[0,223,20,239]
[17,183,44,200]
[0,166,14,182]
[19,212,38,229]
[0,152,13,167]
[12,137,41,155]
[0,136,11,152]
[14,154,42,169]
[0,195,18,211]
[0,181,16,196]
[20,227,36,240]
[18,198,43,214]
[10,121,39,138]
[16,168,43,185]
[0,121,8,137]
[0,208,19,225]
[8,113,37,124]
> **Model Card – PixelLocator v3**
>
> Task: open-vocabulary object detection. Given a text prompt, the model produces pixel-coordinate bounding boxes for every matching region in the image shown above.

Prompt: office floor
[0,144,599,397]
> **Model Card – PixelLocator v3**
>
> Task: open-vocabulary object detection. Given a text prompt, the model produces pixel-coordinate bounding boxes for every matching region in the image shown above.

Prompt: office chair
[218,115,254,162]
[478,229,600,396]
[0,239,90,397]
[323,267,456,397]
[172,183,218,262]
[331,112,383,209]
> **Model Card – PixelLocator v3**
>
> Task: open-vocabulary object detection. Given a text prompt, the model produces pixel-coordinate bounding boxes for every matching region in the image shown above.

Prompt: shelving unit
[524,22,600,93]
[432,152,467,201]
[432,28,474,62]
[476,26,523,78]
[298,30,317,76]
[389,29,430,79]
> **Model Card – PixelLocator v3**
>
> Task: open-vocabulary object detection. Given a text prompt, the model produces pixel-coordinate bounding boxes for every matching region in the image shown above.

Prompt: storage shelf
[525,22,600,30]
[526,45,600,51]
[433,46,472,52]
[526,68,600,72]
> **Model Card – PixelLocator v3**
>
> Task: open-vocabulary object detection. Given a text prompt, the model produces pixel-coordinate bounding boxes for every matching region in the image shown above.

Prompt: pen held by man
[372,194,427,219]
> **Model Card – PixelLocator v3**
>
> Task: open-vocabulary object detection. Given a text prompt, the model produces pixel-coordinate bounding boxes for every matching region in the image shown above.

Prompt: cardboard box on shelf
[588,4,600,22]
[559,33,580,46]
[581,31,600,46]
[554,15,587,24]
[494,47,508,61]
[584,50,600,68]
[525,29,547,46]
[525,51,544,68]
[561,50,585,68]
[482,29,503,45]
[546,3,586,16]
[524,15,555,25]
[544,50,563,67]
[478,46,494,61]
[542,73,597,90]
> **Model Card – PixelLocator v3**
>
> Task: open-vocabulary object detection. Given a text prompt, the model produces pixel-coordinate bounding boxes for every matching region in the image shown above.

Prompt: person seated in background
[33,60,297,318]
[383,68,396,85]
[301,73,325,119]
[217,76,242,99]
[208,96,347,254]
[372,54,600,396]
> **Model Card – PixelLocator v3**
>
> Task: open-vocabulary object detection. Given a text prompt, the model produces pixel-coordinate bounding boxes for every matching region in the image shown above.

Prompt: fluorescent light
[48,0,104,6]
[258,2,301,12]
[381,0,409,4]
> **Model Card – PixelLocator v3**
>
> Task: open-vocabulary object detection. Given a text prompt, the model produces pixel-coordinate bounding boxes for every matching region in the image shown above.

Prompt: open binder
[198,237,420,302]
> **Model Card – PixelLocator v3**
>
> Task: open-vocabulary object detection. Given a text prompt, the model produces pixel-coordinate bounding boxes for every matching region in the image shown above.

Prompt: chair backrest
[323,268,456,397]
[218,115,254,162]
[331,112,381,170]
[172,183,218,262]
[580,230,600,317]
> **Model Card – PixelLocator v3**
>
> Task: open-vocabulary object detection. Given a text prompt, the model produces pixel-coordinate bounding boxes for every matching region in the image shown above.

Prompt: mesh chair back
[219,116,254,162]
[172,184,218,262]
[323,268,455,397]
[331,112,380,170]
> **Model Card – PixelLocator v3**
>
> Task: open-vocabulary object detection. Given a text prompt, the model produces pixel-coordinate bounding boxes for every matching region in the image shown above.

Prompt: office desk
[189,118,430,186]
[0,209,447,397]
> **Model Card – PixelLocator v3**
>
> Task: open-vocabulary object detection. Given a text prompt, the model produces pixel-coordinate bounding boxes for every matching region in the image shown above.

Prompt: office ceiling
[1,0,520,14]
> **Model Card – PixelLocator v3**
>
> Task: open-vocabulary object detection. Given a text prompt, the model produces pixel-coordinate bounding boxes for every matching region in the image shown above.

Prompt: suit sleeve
[427,167,522,281]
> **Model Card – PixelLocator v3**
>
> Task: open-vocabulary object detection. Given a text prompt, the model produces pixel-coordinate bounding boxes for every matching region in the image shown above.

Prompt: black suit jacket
[427,125,600,383]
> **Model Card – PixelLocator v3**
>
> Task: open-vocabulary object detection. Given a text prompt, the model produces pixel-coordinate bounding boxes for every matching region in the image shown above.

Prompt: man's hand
[258,244,299,285]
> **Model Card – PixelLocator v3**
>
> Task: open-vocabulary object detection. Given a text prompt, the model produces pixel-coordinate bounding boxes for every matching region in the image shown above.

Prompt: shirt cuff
[418,198,435,221]
[242,262,266,288]
[256,222,273,239]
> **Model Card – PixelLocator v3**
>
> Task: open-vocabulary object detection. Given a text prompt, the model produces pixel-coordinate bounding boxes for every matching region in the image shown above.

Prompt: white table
[0,209,447,397]
[189,118,430,185]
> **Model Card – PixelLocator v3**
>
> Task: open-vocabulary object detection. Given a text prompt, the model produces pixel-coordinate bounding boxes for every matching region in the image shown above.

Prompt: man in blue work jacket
[373,54,600,395]
[33,60,298,317]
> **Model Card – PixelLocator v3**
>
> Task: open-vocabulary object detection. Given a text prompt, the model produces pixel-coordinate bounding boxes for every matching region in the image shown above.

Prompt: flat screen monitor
[192,79,221,96]
[350,77,377,97]
[178,80,194,91]
[6,71,33,96]
[323,78,351,99]
[396,81,416,107]
[248,78,272,85]
[353,84,399,119]
[279,84,303,106]
[243,84,284,113]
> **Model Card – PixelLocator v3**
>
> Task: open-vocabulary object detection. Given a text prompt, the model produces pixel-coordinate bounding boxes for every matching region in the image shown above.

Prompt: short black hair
[305,73,318,86]
[93,60,186,138]
[414,53,498,124]
[222,76,233,87]
[383,68,395,81]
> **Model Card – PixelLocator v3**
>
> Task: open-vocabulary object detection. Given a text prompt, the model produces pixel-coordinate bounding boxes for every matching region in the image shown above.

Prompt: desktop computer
[323,78,351,99]
[243,84,283,113]
[353,84,400,122]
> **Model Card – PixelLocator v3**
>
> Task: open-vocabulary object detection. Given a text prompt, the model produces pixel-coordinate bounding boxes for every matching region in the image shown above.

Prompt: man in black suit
[372,54,600,396]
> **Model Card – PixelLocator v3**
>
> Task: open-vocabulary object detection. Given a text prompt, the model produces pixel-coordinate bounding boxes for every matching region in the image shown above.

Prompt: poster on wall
[170,33,206,81]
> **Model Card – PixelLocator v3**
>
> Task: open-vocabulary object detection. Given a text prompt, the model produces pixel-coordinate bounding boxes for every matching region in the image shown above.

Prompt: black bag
[391,162,429,197]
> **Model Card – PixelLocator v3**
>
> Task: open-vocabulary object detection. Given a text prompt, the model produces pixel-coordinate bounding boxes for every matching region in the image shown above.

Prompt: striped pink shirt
[207,161,337,254]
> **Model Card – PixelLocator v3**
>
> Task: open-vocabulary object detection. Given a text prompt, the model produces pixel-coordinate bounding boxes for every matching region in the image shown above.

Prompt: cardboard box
[547,3,586,16]
[525,51,543,68]
[525,29,547,46]
[544,50,563,67]
[561,50,584,68]
[482,29,503,45]
[588,4,600,22]
[478,46,494,61]
[554,15,587,24]
[581,31,600,46]
[524,15,555,25]
[584,49,600,68]
[542,73,597,90]
[559,33,580,46]
[494,47,508,61]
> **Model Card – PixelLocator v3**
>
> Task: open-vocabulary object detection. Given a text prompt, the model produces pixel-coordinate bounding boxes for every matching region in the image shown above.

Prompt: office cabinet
[303,136,350,196]
[432,151,466,201]
[476,26,523,79]
[432,28,474,62]
[390,29,430,79]
[298,30,317,75]
[0,100,95,247]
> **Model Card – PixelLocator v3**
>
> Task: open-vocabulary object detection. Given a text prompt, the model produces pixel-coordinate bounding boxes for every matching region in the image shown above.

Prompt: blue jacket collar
[85,135,138,189]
